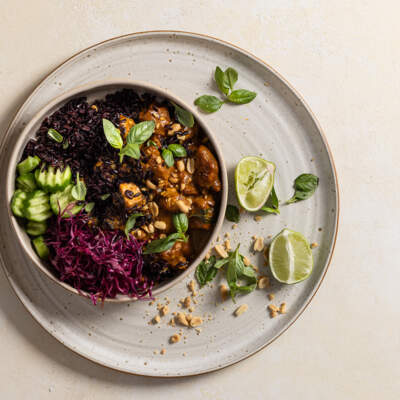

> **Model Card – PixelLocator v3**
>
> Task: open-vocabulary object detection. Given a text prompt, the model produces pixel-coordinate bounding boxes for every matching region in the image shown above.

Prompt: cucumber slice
[26,220,47,236]
[32,236,49,259]
[35,165,72,193]
[11,190,28,218]
[24,190,52,222]
[17,156,41,175]
[16,173,37,192]
[50,184,83,217]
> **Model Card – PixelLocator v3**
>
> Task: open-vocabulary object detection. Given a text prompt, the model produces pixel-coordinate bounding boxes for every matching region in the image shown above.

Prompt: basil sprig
[161,144,187,167]
[71,172,87,201]
[196,255,218,287]
[225,204,240,222]
[287,174,319,204]
[171,102,194,128]
[125,213,144,238]
[102,119,155,162]
[84,202,95,213]
[143,213,189,254]
[195,245,257,299]
[261,186,280,214]
[195,66,257,113]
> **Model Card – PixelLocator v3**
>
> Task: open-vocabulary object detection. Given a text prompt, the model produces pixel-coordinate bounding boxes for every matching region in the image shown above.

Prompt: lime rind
[268,228,313,284]
[235,156,276,212]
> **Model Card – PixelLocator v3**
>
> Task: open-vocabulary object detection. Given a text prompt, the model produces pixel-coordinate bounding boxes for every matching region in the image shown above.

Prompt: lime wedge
[268,229,313,284]
[235,156,275,212]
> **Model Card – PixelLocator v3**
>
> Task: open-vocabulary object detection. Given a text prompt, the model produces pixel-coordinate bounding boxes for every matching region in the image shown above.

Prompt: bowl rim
[6,78,228,303]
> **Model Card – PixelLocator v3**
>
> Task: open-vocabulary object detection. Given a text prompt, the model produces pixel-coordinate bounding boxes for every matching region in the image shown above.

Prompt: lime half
[268,229,313,284]
[235,156,275,211]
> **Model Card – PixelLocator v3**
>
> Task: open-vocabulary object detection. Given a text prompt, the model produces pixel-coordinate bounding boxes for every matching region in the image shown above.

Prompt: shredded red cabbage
[45,212,152,304]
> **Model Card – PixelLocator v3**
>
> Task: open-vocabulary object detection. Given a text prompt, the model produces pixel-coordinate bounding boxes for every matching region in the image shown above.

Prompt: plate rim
[0,30,339,378]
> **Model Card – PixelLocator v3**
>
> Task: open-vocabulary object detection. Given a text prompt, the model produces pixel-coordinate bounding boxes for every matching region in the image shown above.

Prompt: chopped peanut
[224,239,231,251]
[258,276,270,289]
[148,202,159,217]
[268,304,279,312]
[146,179,157,190]
[188,280,196,293]
[186,158,195,174]
[220,284,229,302]
[154,220,167,230]
[160,348,166,355]
[254,215,262,222]
[153,315,161,324]
[160,305,169,316]
[170,334,181,344]
[183,296,191,308]
[311,242,319,249]
[214,244,228,258]
[268,293,275,301]
[243,256,251,266]
[176,199,191,213]
[253,236,264,252]
[234,304,248,316]
[190,316,203,327]
[279,302,287,314]
[176,160,185,172]
[176,312,189,326]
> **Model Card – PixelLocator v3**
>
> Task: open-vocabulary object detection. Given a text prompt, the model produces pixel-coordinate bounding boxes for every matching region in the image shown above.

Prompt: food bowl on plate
[6,79,228,303]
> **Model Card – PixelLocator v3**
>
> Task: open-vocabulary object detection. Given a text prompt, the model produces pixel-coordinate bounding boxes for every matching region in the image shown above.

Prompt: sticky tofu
[119,183,146,209]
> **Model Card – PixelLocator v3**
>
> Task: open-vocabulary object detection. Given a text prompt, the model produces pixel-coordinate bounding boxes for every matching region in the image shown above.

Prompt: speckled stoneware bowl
[6,79,228,303]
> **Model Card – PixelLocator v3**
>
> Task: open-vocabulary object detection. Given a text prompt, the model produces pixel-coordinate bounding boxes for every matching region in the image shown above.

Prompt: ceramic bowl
[6,79,228,302]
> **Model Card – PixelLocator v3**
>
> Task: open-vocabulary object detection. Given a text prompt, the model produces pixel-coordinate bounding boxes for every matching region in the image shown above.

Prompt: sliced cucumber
[24,190,52,222]
[35,165,72,193]
[16,173,37,192]
[50,184,83,217]
[11,190,28,218]
[32,236,49,259]
[26,220,47,236]
[17,156,41,175]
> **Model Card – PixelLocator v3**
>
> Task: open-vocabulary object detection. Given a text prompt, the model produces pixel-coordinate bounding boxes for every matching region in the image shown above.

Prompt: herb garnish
[102,119,156,162]
[171,102,194,128]
[196,255,218,287]
[84,202,95,213]
[143,213,189,254]
[195,66,257,113]
[287,174,319,204]
[225,204,240,222]
[261,186,280,214]
[124,213,144,238]
[195,244,257,300]
[47,128,63,143]
[71,172,87,201]
[161,144,187,167]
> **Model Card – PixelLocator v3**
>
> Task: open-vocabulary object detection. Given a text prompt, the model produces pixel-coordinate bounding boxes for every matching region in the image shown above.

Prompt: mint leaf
[162,148,174,167]
[172,102,194,128]
[225,204,240,222]
[214,66,230,95]
[195,256,218,287]
[124,213,143,238]
[127,121,155,144]
[173,213,188,233]
[168,143,187,158]
[261,186,280,214]
[119,143,140,162]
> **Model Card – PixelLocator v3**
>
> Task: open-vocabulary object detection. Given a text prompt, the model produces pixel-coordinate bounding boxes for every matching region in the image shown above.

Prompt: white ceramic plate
[0,31,338,377]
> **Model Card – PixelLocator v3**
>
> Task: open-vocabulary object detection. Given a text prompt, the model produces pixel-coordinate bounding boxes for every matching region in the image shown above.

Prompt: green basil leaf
[102,118,123,149]
[47,128,63,143]
[261,186,280,214]
[196,255,218,287]
[127,121,155,145]
[100,194,110,200]
[124,213,144,238]
[62,140,69,150]
[143,232,183,254]
[225,204,240,222]
[227,89,257,104]
[225,67,238,91]
[71,172,87,201]
[287,173,319,204]
[194,95,224,113]
[84,202,95,213]
[214,257,230,269]
[171,102,194,128]
[214,66,230,95]
[173,213,189,233]
[162,148,174,167]
[168,143,187,158]
[119,143,140,162]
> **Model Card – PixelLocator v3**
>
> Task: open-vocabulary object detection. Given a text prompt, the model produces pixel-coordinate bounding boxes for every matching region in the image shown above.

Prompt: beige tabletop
[0,1,399,399]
